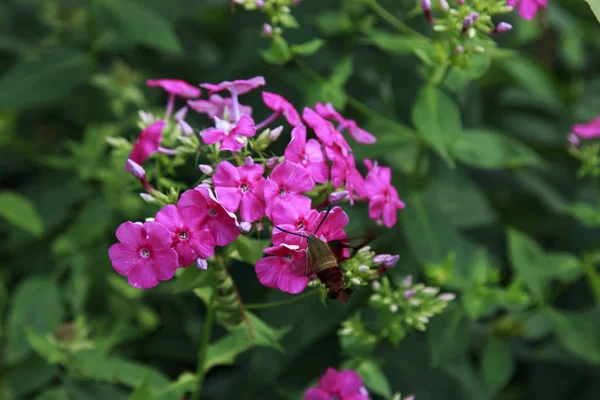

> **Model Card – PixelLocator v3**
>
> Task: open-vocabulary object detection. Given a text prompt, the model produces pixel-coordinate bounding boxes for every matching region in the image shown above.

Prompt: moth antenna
[312,204,333,236]
[274,226,309,238]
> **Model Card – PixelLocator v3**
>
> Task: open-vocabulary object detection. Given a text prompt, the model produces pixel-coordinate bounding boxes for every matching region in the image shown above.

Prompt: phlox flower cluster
[304,367,369,400]
[109,76,404,293]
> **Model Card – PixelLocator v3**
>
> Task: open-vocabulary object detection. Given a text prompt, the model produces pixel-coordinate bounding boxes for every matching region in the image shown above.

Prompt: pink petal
[200,128,225,145]
[270,196,312,226]
[174,241,198,267]
[155,204,184,233]
[146,79,201,98]
[239,164,265,183]
[302,107,335,146]
[335,370,363,396]
[256,257,284,288]
[507,0,518,6]
[178,189,209,210]
[315,102,344,123]
[200,76,266,95]
[518,0,540,20]
[188,99,219,118]
[115,221,145,247]
[232,115,256,137]
[262,91,303,127]
[208,212,239,246]
[368,196,385,221]
[382,201,398,228]
[150,248,179,280]
[189,227,215,259]
[177,205,207,229]
[284,135,305,165]
[240,192,265,222]
[319,368,340,392]
[348,126,376,144]
[213,161,241,187]
[143,221,173,250]
[127,259,160,289]
[109,243,139,276]
[277,259,309,294]
[215,186,242,213]
[572,116,600,139]
[219,134,246,152]
[128,120,165,165]
[304,388,331,400]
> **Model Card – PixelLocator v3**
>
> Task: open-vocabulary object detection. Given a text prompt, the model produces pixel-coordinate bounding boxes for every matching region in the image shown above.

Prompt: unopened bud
[358,246,371,254]
[240,221,252,233]
[266,156,280,169]
[461,16,473,33]
[256,221,264,231]
[456,0,464,4]
[140,193,156,203]
[174,106,188,121]
[568,133,581,149]
[358,265,369,272]
[178,119,193,136]
[404,396,415,400]
[263,23,273,37]
[438,292,456,301]
[138,110,155,124]
[390,304,399,312]
[439,0,449,11]
[456,45,464,54]
[423,287,437,295]
[244,156,255,167]
[383,254,399,268]
[372,280,381,290]
[255,0,265,7]
[474,45,485,53]
[351,278,361,285]
[418,316,430,324]
[126,159,145,179]
[469,11,479,22]
[402,275,413,288]
[329,190,349,204]
[196,258,208,270]
[404,289,417,299]
[491,22,513,34]
[421,0,434,23]
[269,125,283,141]
[199,164,213,175]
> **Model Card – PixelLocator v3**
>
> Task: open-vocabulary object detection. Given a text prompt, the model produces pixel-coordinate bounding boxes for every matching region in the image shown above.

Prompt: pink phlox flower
[571,115,600,140]
[200,114,256,152]
[262,91,303,127]
[284,125,329,184]
[200,76,266,96]
[188,94,253,120]
[304,368,369,400]
[126,120,166,169]
[255,235,310,294]
[364,159,405,228]
[302,107,351,153]
[506,0,547,20]
[108,221,178,289]
[212,160,266,222]
[315,102,376,144]
[146,79,201,98]
[177,186,240,246]
[155,204,215,268]
[325,147,367,204]
[174,106,193,136]
[264,160,315,218]
[270,196,314,245]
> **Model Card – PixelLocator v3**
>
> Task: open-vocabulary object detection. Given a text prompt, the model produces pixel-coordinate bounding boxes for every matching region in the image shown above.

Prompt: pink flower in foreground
[303,107,352,155]
[178,187,240,246]
[315,102,376,144]
[212,160,266,222]
[571,116,600,139]
[108,221,178,289]
[200,76,266,96]
[188,94,253,120]
[155,204,215,267]
[255,237,310,294]
[304,368,369,400]
[262,91,303,127]
[364,159,405,228]
[200,115,256,152]
[126,120,165,169]
[146,79,201,98]
[264,160,314,217]
[325,147,366,204]
[507,0,547,20]
[284,125,329,184]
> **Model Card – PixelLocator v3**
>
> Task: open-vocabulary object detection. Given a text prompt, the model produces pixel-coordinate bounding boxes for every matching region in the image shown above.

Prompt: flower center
[208,208,218,217]
[140,248,150,258]
[279,188,286,196]
[179,231,188,240]
[284,254,293,262]
[301,154,308,165]
[214,117,233,135]
[240,183,249,192]
[297,221,304,230]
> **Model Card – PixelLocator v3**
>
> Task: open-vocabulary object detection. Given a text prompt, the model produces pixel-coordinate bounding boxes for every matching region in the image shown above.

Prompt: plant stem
[584,258,600,307]
[191,293,216,400]
[245,290,317,310]
[363,0,427,39]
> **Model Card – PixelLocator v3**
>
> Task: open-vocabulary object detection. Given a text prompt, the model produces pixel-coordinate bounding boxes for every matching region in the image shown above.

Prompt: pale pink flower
[212,160,266,222]
[304,368,369,400]
[314,102,376,144]
[284,125,329,184]
[364,159,405,228]
[155,204,215,267]
[571,116,600,140]
[177,187,240,246]
[188,94,253,120]
[264,161,314,217]
[200,76,266,96]
[108,221,178,289]
[146,79,201,118]
[260,91,303,128]
[126,120,165,168]
[200,115,256,152]
[507,0,547,20]
[255,238,310,294]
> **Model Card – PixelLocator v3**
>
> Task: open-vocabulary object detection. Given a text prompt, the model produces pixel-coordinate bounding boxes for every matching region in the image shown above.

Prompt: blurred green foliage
[1,0,600,399]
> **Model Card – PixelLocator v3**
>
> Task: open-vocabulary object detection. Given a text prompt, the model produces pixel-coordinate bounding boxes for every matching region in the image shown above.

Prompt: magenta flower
[507,0,547,20]
[108,221,178,289]
[126,120,165,168]
[303,107,352,155]
[155,204,215,267]
[325,147,366,204]
[200,114,256,152]
[212,160,266,222]
[284,125,329,184]
[304,368,369,400]
[571,116,600,139]
[188,94,253,120]
[260,91,303,128]
[364,159,405,228]
[200,76,266,96]
[314,102,376,144]
[178,187,240,246]
[147,79,201,118]
[255,238,310,294]
[264,161,315,217]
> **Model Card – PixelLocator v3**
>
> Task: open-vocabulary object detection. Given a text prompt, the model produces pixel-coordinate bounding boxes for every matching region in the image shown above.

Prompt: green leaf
[204,312,290,373]
[94,0,182,53]
[412,86,461,167]
[455,129,544,170]
[0,50,93,112]
[314,11,353,36]
[5,278,64,364]
[66,379,129,400]
[480,336,515,394]
[33,388,69,400]
[545,308,600,364]
[426,307,471,367]
[26,329,68,364]
[7,354,59,396]
[158,266,215,294]
[585,0,600,24]
[567,202,600,227]
[153,373,198,400]
[128,376,151,400]
[356,360,392,398]
[261,35,292,65]
[330,56,353,87]
[0,190,44,237]
[230,236,271,266]
[364,30,422,54]
[291,39,324,56]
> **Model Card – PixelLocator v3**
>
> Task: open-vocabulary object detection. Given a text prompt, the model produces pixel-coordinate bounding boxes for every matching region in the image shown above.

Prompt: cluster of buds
[324,247,400,289]
[233,0,302,36]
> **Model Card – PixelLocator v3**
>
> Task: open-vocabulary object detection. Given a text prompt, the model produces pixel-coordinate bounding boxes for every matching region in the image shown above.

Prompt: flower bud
[461,16,473,33]
[263,23,273,37]
[199,164,213,175]
[456,45,464,54]
[266,156,280,169]
[358,265,369,272]
[418,316,429,324]
[178,119,193,136]
[255,0,265,7]
[438,292,456,301]
[139,193,156,203]
[423,287,437,295]
[358,246,371,253]
[439,0,449,11]
[491,22,513,34]
[402,274,413,287]
[421,0,434,23]
[244,156,255,167]
[404,289,417,299]
[269,125,283,141]
[240,221,252,233]
[456,0,464,4]
[256,221,264,231]
[174,106,188,121]
[138,110,155,124]
[351,278,361,285]
[372,280,381,290]
[196,258,208,270]
[383,254,399,268]
[329,190,349,204]
[474,45,485,53]
[390,304,399,312]
[126,159,146,179]
[568,133,581,149]
[469,12,479,22]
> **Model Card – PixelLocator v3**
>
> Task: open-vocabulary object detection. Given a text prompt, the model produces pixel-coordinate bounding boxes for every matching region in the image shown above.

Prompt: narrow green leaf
[128,376,151,400]
[153,373,198,400]
[364,30,422,54]
[0,190,44,236]
[26,330,68,364]
[357,360,392,398]
[412,86,461,167]
[261,35,292,65]
[426,307,471,367]
[545,308,600,364]
[480,336,515,394]
[158,266,215,294]
[291,39,325,56]
[330,56,353,86]
[33,388,69,400]
[585,0,600,24]
[314,11,353,35]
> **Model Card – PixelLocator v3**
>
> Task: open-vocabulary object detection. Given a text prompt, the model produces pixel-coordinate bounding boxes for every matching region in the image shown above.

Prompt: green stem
[191,293,216,400]
[584,259,600,307]
[363,0,427,39]
[245,290,317,310]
